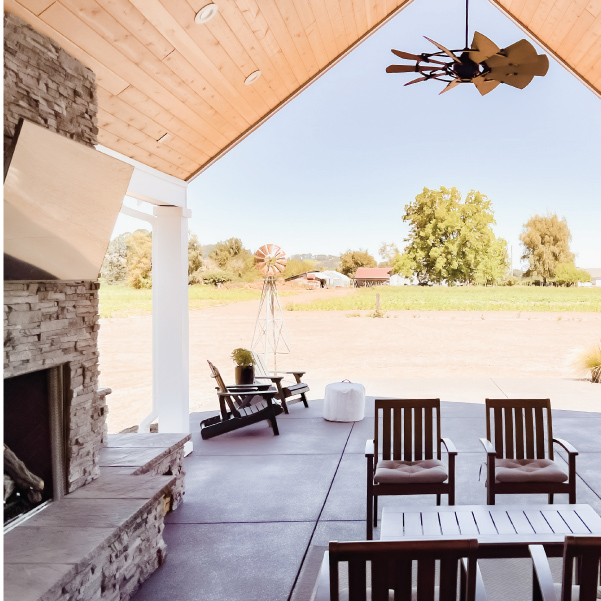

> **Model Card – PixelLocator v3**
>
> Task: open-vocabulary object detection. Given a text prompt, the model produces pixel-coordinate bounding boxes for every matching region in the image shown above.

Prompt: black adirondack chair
[199,360,283,439]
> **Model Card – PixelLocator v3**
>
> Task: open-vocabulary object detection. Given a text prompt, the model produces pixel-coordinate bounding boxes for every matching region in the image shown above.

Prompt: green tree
[378,242,399,266]
[520,214,575,284]
[391,253,415,278]
[338,249,377,277]
[188,233,203,284]
[554,263,591,286]
[209,237,255,278]
[403,187,508,285]
[126,229,152,289]
[101,232,129,284]
[282,258,316,278]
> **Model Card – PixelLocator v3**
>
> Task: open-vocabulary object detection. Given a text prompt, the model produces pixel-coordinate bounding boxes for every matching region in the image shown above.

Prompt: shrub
[574,342,601,383]
[202,270,234,286]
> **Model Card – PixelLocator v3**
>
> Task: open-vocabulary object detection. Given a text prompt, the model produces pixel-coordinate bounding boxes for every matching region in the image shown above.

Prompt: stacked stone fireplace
[4,281,109,511]
[4,10,108,512]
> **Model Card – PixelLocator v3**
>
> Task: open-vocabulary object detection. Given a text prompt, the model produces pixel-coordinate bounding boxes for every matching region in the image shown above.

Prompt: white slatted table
[380,504,601,558]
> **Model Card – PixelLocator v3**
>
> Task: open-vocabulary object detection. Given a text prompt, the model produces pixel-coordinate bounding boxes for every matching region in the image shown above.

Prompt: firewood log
[3,444,44,497]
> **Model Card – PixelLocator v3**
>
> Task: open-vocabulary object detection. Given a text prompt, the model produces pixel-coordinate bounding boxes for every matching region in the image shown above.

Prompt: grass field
[99,284,266,318]
[286,286,601,313]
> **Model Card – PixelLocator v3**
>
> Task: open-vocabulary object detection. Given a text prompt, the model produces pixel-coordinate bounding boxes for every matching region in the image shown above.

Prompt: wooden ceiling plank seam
[40,2,240,147]
[17,0,55,15]
[59,0,251,126]
[520,0,545,24]
[528,0,558,33]
[305,0,340,57]
[187,0,416,181]
[194,3,292,100]
[80,0,251,134]
[567,11,601,67]
[548,0,592,47]
[164,134,211,165]
[291,0,330,67]
[90,0,175,60]
[98,127,190,178]
[324,0,351,54]
[212,0,297,95]
[233,0,303,95]
[8,0,129,95]
[99,109,202,170]
[156,0,274,113]
[350,0,369,37]
[587,0,601,18]
[364,0,379,29]
[159,50,246,137]
[509,0,529,20]
[249,0,311,82]
[117,84,229,156]
[487,0,600,98]
[339,0,360,45]
[96,85,214,161]
[557,6,597,56]
[274,0,321,76]
[534,0,573,39]
[128,0,261,123]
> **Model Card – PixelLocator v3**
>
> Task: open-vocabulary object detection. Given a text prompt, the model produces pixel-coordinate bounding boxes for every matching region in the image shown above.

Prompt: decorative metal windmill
[251,244,290,371]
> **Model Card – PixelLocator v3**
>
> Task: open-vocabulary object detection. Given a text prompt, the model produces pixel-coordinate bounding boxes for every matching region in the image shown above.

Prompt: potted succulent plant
[231,348,255,385]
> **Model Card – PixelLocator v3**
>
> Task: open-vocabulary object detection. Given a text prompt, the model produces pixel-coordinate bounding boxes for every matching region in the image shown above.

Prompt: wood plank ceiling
[6,0,601,181]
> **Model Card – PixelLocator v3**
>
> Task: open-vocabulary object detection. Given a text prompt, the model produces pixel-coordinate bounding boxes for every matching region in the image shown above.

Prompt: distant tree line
[102,187,590,288]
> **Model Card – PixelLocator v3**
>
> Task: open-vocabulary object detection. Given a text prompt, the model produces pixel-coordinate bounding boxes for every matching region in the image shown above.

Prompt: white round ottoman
[323,381,366,422]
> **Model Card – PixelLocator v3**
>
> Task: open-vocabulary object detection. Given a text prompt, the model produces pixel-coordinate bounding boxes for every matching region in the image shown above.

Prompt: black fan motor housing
[453,53,480,81]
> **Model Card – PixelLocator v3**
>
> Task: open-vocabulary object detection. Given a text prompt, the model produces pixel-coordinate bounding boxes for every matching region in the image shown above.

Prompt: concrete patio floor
[133,378,601,601]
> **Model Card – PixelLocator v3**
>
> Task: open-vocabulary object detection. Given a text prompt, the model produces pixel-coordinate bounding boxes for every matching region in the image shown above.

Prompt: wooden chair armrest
[218,391,276,400]
[553,438,578,455]
[312,551,331,601]
[529,545,558,601]
[479,438,496,456]
[269,370,306,376]
[441,437,458,455]
[256,375,284,383]
[365,439,375,457]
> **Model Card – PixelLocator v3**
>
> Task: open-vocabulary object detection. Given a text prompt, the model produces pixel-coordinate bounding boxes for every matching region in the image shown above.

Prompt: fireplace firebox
[3,364,67,526]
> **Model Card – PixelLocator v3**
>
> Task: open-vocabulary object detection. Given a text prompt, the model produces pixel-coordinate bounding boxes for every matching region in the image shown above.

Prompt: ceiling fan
[386,0,549,95]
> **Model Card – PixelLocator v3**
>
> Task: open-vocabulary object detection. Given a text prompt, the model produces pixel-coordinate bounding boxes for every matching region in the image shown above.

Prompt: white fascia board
[97,145,188,208]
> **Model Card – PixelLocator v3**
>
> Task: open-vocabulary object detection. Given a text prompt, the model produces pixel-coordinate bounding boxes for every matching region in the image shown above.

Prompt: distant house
[581,268,601,287]
[354,267,392,287]
[285,270,351,288]
[389,273,418,286]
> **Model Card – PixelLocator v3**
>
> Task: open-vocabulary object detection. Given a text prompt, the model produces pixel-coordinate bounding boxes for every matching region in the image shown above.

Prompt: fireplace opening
[4,365,67,527]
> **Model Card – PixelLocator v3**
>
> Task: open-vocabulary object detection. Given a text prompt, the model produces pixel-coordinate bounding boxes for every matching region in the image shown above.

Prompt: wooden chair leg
[569,481,576,504]
[300,393,309,408]
[436,494,441,506]
[548,493,554,504]
[367,492,373,540]
[487,485,495,505]
[281,398,289,414]
[373,495,378,528]
[269,412,279,436]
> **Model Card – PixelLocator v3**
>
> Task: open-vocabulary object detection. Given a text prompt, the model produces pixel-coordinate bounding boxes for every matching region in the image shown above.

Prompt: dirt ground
[99,289,601,433]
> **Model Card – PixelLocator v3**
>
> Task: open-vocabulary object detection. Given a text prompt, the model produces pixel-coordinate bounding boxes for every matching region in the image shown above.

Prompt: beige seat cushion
[495,458,568,483]
[374,459,448,484]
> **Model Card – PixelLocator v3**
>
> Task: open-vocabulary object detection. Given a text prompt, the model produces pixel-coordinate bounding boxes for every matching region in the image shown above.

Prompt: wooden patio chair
[480,399,578,505]
[251,352,310,414]
[199,360,283,439]
[313,538,486,601]
[366,399,457,540]
[530,536,601,601]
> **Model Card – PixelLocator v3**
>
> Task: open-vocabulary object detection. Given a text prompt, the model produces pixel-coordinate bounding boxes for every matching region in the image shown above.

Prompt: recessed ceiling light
[244,70,261,85]
[195,3,218,24]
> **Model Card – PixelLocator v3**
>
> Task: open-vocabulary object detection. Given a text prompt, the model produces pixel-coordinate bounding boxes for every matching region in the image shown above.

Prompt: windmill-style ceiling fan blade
[473,75,500,96]
[391,49,423,62]
[439,79,461,94]
[468,31,500,64]
[404,76,429,86]
[485,68,535,89]
[424,36,461,62]
[485,39,538,69]
[386,64,441,73]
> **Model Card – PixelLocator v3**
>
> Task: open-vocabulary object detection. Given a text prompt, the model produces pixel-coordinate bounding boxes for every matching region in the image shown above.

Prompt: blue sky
[115,0,601,269]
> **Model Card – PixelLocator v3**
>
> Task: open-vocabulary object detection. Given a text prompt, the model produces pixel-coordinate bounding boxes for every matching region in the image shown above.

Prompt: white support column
[151,205,191,434]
